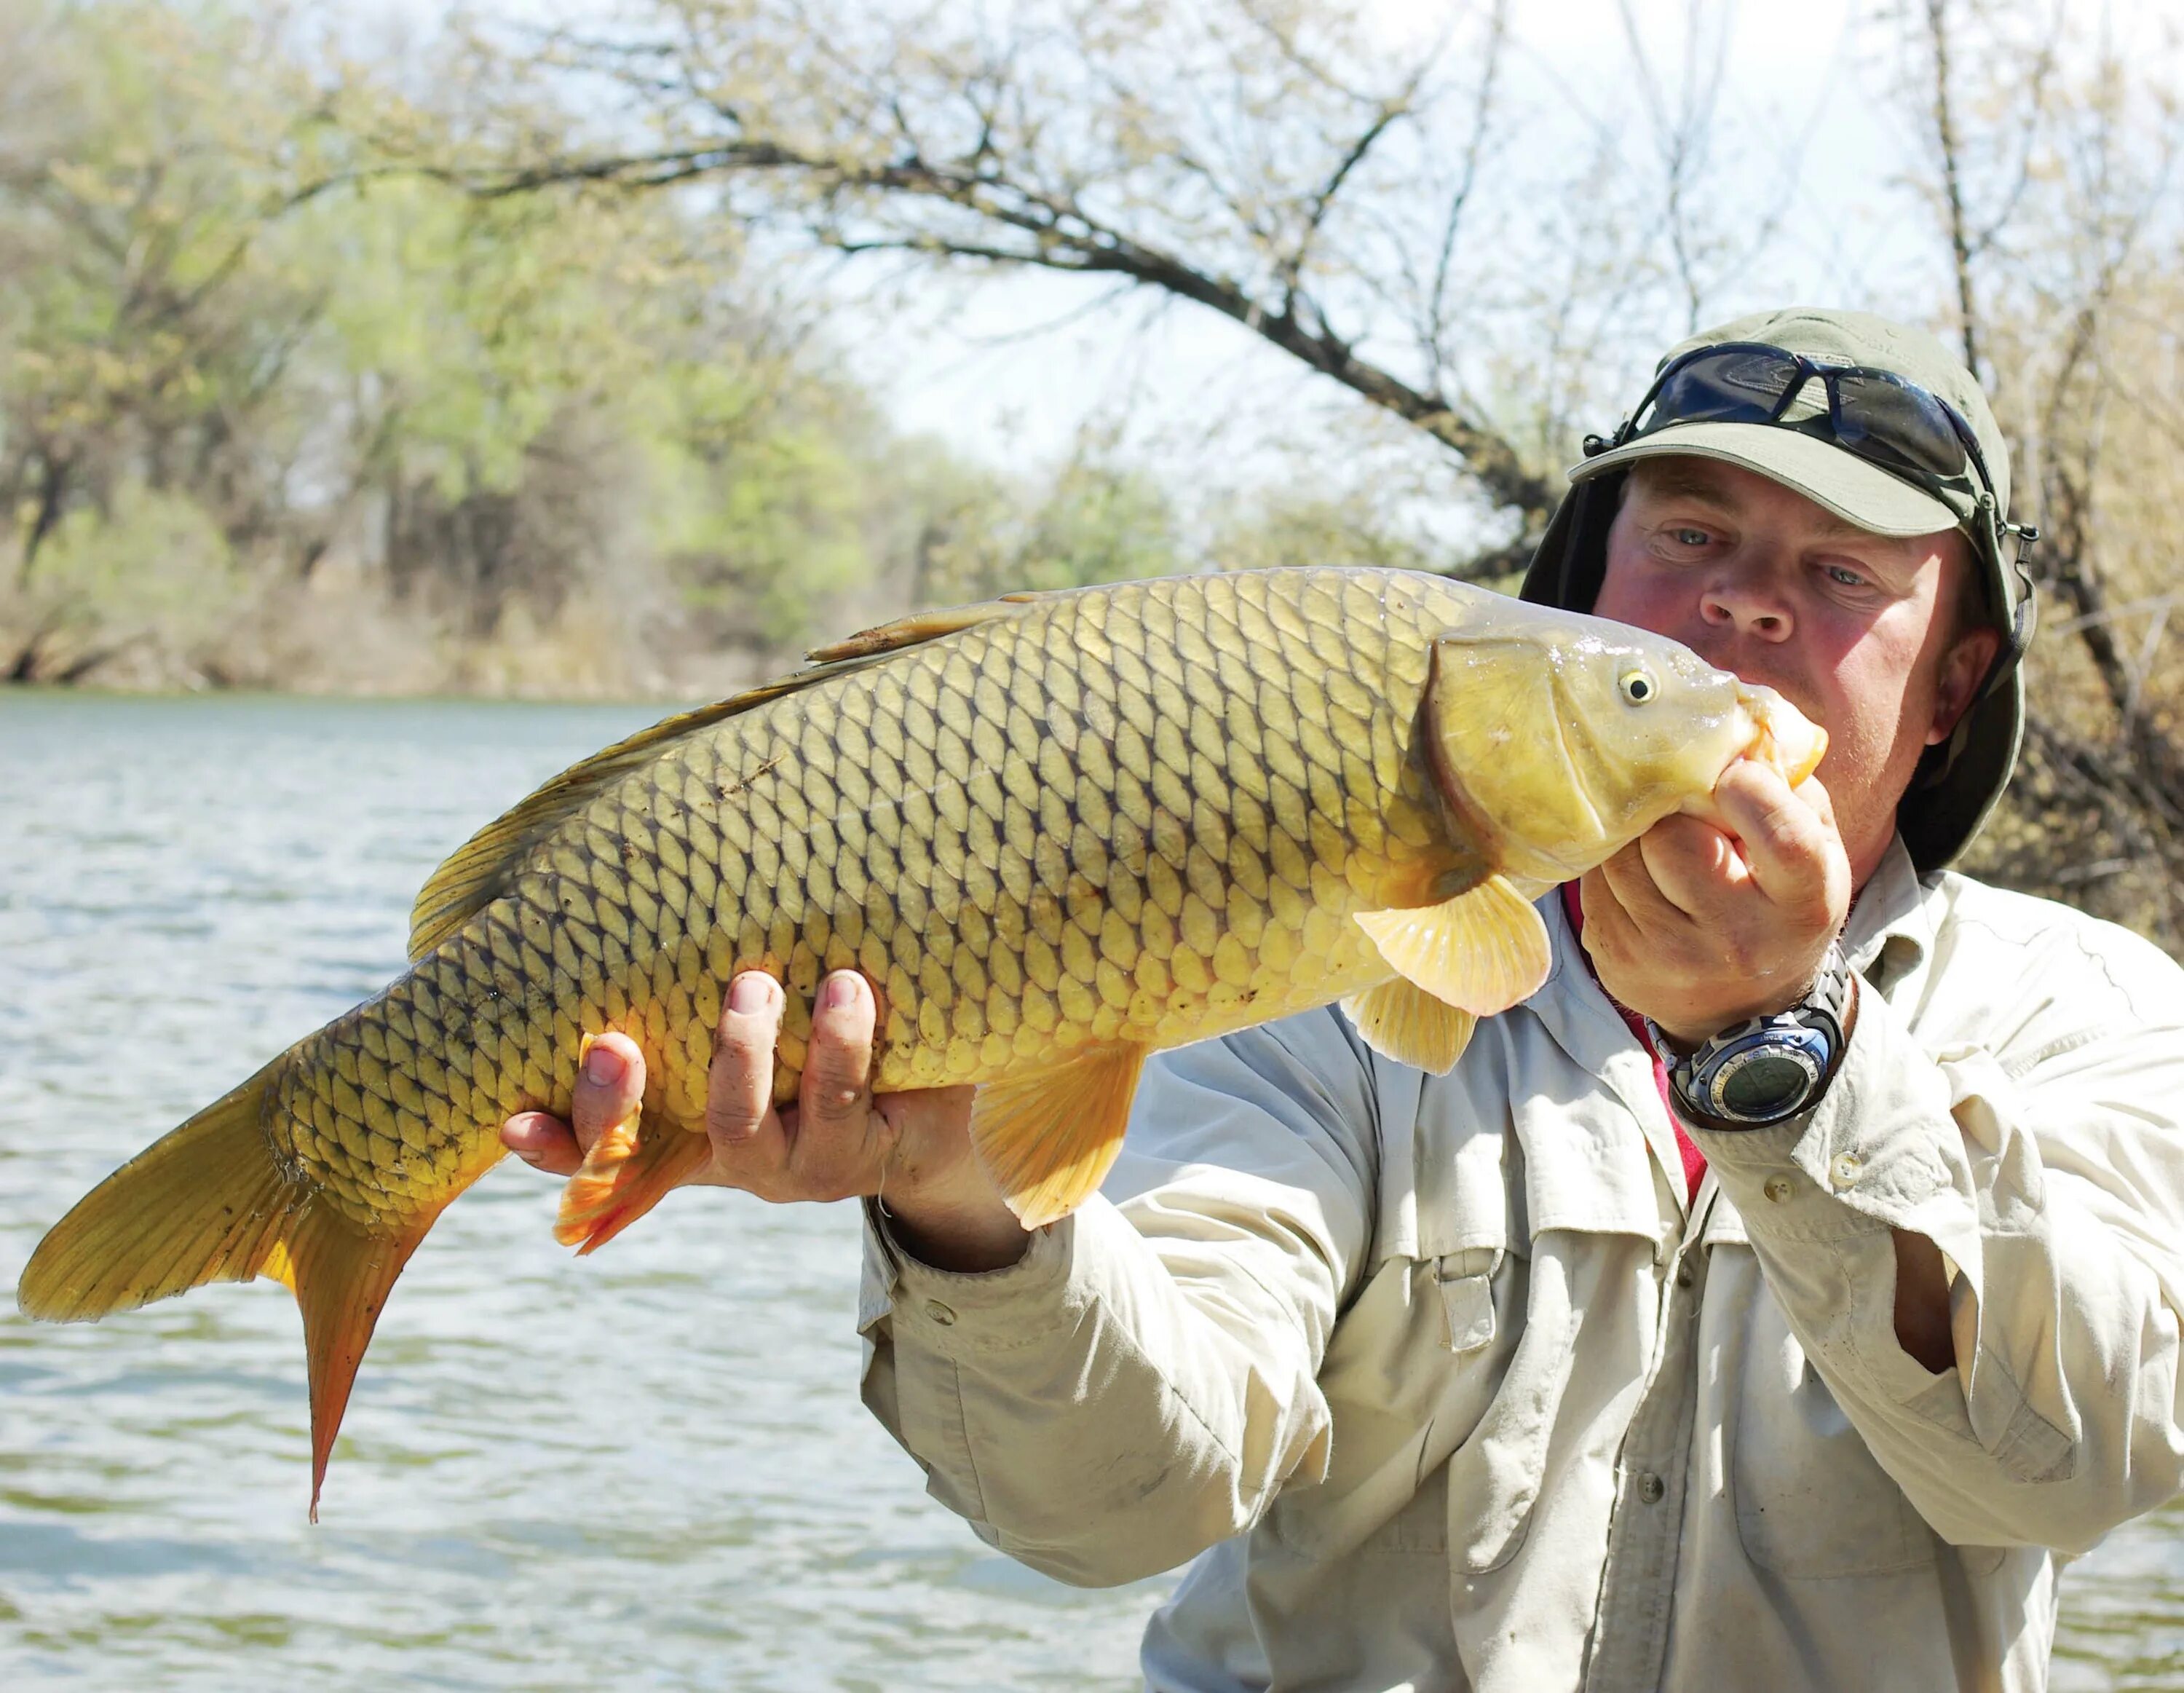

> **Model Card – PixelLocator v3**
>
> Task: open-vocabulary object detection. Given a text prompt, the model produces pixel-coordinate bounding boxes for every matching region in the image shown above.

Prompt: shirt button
[924,1299,957,1326]
[1830,1152,1865,1190]
[1763,1175,1795,1204]
[1637,1472,1666,1504]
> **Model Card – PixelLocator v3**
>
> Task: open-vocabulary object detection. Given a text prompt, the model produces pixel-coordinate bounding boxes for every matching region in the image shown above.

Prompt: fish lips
[1735,683,1829,786]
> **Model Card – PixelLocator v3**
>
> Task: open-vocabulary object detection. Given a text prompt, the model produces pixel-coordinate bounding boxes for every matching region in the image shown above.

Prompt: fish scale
[20,564,1827,1516]
[259,569,1463,1236]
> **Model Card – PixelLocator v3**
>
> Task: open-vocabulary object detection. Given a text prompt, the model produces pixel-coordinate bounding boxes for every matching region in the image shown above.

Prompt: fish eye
[1619,668,1658,705]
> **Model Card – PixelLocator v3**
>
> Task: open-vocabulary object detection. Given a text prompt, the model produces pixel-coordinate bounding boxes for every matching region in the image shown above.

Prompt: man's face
[1591,456,1999,884]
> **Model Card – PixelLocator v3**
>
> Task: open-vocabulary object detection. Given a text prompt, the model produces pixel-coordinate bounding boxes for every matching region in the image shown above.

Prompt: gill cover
[1423,636,1608,883]
[1422,623,1759,885]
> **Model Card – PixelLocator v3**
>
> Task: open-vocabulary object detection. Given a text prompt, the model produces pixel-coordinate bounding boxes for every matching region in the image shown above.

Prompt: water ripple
[1,692,1163,1692]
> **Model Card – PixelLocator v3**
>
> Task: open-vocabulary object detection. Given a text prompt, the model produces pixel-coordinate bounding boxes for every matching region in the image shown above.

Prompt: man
[506,309,2184,1690]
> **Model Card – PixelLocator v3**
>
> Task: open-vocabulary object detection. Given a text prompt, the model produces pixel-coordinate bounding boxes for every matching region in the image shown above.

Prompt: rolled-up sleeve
[1692,928,2184,1555]
[858,1011,1380,1586]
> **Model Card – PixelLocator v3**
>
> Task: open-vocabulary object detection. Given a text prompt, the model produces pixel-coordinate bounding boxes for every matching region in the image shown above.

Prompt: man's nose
[1698,566,1794,642]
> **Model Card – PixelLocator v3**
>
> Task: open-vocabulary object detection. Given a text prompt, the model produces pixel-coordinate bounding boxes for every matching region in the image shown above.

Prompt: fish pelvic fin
[1340,979,1479,1074]
[553,1104,710,1257]
[15,1059,439,1522]
[971,1041,1150,1230]
[1353,874,1552,1017]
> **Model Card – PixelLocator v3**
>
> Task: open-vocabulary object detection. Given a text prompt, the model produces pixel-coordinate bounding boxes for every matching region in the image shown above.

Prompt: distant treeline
[0,1,1432,698]
[6,0,2183,952]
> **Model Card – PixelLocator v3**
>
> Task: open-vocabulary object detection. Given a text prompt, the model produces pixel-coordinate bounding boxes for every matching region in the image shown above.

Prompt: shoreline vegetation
[0,1,1444,703]
[5,0,2180,956]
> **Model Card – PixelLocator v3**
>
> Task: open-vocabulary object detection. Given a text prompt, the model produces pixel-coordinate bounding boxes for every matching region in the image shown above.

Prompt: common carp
[19,567,1823,1513]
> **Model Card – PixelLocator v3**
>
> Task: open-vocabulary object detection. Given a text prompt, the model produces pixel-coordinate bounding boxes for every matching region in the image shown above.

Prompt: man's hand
[1582,759,1953,1371]
[1578,759,1852,1047]
[502,970,1032,1272]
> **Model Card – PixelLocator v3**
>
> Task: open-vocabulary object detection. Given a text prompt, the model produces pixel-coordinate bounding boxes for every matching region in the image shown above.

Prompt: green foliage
[1,0,1175,687]
[33,481,240,637]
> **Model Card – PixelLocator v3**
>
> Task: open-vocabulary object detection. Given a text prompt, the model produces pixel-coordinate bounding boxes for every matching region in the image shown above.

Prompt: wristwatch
[1653,944,1856,1129]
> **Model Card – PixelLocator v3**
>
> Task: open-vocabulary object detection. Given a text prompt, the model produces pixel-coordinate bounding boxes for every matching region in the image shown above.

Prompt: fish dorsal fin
[1340,978,1479,1073]
[408,593,1050,959]
[970,1040,1150,1229]
[803,593,1043,663]
[408,649,902,960]
[1353,874,1551,1016]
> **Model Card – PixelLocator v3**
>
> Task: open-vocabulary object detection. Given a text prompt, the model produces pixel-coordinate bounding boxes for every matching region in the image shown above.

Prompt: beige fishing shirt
[857,840,2184,1692]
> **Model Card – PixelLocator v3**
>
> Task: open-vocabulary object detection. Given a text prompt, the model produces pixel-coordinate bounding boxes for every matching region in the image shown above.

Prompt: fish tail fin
[553,1110,709,1257]
[279,1208,438,1522]
[17,1060,442,1521]
[17,1063,302,1324]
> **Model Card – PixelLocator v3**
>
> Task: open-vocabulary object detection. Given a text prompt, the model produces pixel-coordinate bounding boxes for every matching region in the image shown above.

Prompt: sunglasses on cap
[1589,341,2038,667]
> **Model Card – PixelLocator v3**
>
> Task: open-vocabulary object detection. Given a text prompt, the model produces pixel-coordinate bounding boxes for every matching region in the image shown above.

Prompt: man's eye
[1825,565,1870,588]
[1669,527,1711,547]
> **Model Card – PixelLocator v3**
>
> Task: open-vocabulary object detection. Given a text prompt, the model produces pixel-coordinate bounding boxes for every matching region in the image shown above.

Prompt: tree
[1889,0,2184,950]
[421,0,1784,575]
[1,0,1083,692]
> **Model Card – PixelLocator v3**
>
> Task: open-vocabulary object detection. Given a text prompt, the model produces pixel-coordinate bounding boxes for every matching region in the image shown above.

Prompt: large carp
[20,567,1821,1512]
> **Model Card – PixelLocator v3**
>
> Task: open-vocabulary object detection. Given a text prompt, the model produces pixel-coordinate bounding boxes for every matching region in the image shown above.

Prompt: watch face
[1707,1041,1826,1121]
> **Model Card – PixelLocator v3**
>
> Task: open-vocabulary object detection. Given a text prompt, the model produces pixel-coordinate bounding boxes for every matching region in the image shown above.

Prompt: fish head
[1424,616,1827,883]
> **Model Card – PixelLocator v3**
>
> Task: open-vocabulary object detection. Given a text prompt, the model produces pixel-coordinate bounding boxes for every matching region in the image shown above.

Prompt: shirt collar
[1841,834,1935,997]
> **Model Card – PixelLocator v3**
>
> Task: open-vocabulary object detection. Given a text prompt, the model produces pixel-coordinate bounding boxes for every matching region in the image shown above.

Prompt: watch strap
[1655,942,1854,1129]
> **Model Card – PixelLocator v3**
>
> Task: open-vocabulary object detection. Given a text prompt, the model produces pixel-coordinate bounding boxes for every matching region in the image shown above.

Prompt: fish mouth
[1736,684,1828,786]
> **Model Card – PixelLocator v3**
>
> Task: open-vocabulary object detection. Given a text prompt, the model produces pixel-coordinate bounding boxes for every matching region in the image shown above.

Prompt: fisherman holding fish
[27,306,2184,1689]
[499,309,2184,1691]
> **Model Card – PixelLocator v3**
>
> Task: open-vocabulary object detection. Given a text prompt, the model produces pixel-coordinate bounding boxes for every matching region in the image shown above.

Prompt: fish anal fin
[554,1106,710,1257]
[971,1042,1149,1229]
[1353,874,1551,1016]
[1340,979,1479,1074]
[289,1201,440,1523]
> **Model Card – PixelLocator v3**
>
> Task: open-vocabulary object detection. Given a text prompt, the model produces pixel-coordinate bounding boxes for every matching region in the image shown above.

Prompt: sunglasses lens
[1829,372,1969,480]
[1623,343,1988,506]
[1642,349,1803,430]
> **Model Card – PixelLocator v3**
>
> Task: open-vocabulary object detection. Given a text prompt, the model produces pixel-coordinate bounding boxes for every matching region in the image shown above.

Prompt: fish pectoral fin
[970,1042,1150,1230]
[554,1088,709,1258]
[1353,874,1552,1016]
[1340,979,1479,1074]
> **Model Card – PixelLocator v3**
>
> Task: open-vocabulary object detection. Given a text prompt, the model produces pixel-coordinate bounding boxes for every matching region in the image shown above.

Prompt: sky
[352,0,2184,517]
[823,0,1909,468]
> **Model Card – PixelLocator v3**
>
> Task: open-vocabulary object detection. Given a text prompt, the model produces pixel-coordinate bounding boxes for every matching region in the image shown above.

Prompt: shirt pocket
[1441,1241,1578,1576]
[1729,1260,1938,1578]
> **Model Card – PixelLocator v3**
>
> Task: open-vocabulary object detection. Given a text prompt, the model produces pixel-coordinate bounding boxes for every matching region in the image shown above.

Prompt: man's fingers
[790,971,882,1198]
[1713,762,1843,917]
[569,1033,645,1155]
[706,971,786,1151]
[502,1111,582,1177]
[1598,825,1715,929]
[1635,813,1745,917]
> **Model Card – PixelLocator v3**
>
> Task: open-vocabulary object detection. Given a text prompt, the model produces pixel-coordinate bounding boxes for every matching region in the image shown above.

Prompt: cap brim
[1571,422,1963,537]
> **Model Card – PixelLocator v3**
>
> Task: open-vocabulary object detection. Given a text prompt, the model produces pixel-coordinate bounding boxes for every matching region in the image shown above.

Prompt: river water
[1,692,2178,1690]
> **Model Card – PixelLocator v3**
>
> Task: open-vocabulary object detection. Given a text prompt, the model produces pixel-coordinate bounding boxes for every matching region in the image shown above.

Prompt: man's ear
[1927,624,2002,746]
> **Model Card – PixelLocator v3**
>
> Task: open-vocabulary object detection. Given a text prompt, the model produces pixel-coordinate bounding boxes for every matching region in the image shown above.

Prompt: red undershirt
[1559,881,1709,1205]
